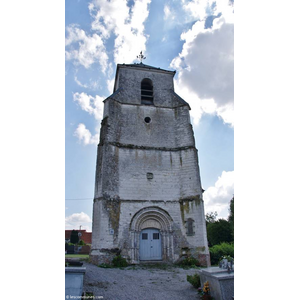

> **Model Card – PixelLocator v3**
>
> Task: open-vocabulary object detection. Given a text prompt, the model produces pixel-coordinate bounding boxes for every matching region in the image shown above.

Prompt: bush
[78,240,86,245]
[209,242,234,265]
[187,273,201,288]
[112,255,128,268]
[180,256,199,267]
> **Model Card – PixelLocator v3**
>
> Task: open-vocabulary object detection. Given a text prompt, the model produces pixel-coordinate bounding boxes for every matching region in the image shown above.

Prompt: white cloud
[74,123,99,146]
[65,24,108,71]
[164,5,174,20]
[106,78,115,94]
[74,76,88,88]
[73,92,104,145]
[171,2,234,126]
[203,171,234,219]
[65,212,92,231]
[73,92,104,121]
[89,0,151,64]
[74,71,102,90]
[88,79,102,91]
[89,0,129,38]
[66,212,92,223]
[183,0,213,21]
[183,0,234,24]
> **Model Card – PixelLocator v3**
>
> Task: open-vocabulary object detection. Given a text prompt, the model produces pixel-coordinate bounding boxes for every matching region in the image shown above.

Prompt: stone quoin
[90,62,210,266]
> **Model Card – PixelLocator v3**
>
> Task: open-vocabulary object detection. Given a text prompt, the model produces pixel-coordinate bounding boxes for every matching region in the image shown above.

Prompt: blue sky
[65,0,234,231]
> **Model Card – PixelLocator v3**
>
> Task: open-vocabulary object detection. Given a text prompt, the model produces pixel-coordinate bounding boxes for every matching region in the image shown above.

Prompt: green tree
[228,196,234,241]
[78,239,86,246]
[206,219,233,246]
[205,211,218,224]
[70,230,79,244]
[228,196,234,225]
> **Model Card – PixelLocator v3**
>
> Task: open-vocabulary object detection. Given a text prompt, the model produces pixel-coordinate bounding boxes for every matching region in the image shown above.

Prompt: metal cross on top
[137,51,146,63]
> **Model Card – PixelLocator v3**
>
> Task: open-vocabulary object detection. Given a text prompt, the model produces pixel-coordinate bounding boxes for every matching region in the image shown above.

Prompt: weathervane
[137,51,146,63]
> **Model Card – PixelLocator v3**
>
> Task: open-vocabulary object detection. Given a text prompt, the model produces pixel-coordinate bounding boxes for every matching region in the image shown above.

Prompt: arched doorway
[140,228,162,260]
[129,206,174,263]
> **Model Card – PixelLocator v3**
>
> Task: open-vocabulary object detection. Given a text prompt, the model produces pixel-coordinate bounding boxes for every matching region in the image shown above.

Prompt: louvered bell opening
[141,79,153,105]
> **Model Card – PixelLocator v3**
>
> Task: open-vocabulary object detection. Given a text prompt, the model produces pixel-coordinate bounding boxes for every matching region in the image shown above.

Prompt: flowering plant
[198,281,213,299]
[203,281,210,294]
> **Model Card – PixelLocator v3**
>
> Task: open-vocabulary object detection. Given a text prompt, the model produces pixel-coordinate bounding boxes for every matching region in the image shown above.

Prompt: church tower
[90,62,210,266]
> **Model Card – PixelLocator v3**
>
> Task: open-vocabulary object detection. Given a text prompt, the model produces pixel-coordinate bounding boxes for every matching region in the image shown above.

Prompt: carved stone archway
[129,206,174,263]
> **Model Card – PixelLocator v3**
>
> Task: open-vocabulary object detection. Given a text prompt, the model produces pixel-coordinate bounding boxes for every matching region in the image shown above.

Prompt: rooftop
[117,62,176,74]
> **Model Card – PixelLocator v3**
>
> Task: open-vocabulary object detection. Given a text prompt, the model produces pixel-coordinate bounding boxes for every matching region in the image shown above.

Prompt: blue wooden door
[139,228,162,260]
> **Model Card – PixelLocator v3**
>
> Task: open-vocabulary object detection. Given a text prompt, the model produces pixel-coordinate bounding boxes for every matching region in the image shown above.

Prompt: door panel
[140,228,162,260]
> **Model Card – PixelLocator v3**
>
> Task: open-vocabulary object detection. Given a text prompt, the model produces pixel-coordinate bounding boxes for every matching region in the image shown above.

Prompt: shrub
[112,255,128,268]
[180,256,199,267]
[209,242,234,265]
[187,273,201,288]
[78,240,86,245]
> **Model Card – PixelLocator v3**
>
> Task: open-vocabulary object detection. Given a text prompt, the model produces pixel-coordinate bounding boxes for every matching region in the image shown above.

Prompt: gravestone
[65,267,86,299]
[199,267,234,300]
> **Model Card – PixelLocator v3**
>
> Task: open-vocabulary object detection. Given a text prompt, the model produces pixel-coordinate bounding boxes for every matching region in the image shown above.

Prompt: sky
[65,0,234,232]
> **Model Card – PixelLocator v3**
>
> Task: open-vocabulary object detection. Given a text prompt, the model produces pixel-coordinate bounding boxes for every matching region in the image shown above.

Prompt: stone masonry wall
[116,66,175,107]
[118,147,200,201]
[103,99,194,149]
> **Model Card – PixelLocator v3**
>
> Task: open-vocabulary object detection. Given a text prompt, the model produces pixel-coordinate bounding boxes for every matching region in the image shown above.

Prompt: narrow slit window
[186,218,195,236]
[141,78,153,105]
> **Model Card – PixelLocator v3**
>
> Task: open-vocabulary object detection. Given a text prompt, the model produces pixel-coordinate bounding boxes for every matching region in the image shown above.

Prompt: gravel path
[82,262,201,300]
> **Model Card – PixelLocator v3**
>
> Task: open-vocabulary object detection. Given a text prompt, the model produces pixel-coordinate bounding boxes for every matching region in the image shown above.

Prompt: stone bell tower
[90,61,210,266]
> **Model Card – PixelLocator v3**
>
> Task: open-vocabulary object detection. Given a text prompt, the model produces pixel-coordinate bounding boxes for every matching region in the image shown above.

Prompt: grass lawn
[65,254,89,259]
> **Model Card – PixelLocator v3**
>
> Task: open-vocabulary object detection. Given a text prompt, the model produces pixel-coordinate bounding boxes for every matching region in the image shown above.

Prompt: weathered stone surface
[91,63,210,266]
[65,267,86,299]
[199,267,234,300]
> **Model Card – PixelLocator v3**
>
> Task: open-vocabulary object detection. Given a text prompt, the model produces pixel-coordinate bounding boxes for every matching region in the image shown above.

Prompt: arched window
[141,78,153,105]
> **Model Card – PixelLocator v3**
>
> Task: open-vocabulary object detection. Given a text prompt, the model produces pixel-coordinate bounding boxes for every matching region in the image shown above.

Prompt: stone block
[199,267,234,300]
[65,267,86,298]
